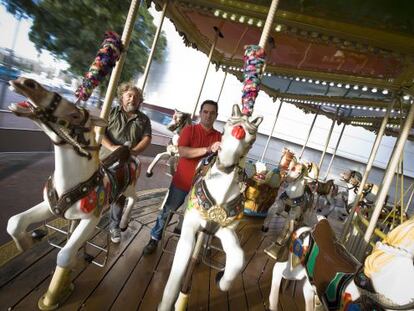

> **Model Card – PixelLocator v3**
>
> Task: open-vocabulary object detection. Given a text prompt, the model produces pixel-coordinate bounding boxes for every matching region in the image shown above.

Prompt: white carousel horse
[6,77,139,309]
[264,160,316,259]
[269,216,414,311]
[146,109,191,177]
[158,105,263,310]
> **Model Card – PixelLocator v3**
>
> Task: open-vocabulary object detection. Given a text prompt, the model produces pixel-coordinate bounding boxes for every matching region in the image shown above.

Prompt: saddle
[306,219,360,301]
[101,146,137,203]
[101,145,131,168]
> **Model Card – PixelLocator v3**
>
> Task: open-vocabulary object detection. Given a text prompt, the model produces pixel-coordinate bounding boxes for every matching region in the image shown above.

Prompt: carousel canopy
[150,0,414,139]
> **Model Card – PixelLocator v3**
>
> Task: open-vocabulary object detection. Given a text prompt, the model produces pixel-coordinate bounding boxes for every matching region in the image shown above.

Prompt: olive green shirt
[100,106,152,159]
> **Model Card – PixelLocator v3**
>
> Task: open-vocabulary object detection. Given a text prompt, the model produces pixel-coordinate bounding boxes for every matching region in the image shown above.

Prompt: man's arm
[178,141,220,159]
[102,135,120,152]
[131,135,151,156]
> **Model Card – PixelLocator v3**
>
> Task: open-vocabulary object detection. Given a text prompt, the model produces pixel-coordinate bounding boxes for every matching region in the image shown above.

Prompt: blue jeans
[150,184,188,241]
[109,196,126,230]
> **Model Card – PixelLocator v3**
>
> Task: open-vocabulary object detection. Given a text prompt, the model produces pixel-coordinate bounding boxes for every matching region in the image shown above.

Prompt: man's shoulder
[136,110,150,122]
[110,105,121,115]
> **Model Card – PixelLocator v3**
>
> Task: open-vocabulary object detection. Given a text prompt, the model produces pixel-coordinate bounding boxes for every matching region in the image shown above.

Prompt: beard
[123,103,137,113]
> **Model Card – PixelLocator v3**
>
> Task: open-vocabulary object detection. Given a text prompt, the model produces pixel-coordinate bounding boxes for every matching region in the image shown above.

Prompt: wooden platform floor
[0,189,299,311]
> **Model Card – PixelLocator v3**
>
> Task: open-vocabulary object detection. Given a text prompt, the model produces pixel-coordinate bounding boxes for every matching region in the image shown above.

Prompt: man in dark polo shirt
[143,100,221,255]
[101,82,152,243]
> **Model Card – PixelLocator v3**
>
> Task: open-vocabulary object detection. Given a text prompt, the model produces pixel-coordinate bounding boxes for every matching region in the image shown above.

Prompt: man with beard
[101,82,152,243]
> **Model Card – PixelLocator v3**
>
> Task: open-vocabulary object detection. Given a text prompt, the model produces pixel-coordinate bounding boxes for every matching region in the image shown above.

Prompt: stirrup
[45,219,110,268]
[201,234,225,271]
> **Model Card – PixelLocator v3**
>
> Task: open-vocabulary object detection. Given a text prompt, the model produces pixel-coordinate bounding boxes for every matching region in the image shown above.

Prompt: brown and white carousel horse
[146,109,191,177]
[158,105,263,310]
[263,160,317,255]
[269,216,414,311]
[6,77,139,310]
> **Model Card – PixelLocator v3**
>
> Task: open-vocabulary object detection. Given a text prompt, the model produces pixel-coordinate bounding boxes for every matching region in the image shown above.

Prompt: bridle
[31,92,100,159]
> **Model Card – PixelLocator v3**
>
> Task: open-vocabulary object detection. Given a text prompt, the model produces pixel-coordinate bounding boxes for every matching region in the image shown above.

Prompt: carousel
[1,0,414,310]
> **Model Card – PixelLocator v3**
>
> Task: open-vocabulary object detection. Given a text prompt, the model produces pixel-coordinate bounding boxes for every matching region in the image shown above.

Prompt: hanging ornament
[241,45,266,116]
[75,31,123,101]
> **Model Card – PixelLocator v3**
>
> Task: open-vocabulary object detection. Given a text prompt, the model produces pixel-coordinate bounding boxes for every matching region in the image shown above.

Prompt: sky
[0,5,68,71]
[1,3,413,177]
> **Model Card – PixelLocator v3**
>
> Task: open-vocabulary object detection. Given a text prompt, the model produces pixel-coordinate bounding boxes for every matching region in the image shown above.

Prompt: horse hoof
[261,226,269,232]
[215,270,224,287]
[146,171,153,178]
[32,229,47,240]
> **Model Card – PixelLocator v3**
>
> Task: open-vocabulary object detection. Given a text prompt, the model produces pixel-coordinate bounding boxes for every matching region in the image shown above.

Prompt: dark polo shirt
[100,106,152,158]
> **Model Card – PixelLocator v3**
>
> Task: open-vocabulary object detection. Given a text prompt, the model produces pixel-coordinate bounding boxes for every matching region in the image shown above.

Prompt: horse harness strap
[191,155,244,228]
[45,168,104,217]
[280,191,306,207]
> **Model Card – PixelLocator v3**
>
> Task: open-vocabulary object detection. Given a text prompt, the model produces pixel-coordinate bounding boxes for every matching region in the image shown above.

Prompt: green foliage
[2,0,167,83]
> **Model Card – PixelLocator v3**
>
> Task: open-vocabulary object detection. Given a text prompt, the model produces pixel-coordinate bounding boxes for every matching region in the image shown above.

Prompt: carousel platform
[0,186,306,311]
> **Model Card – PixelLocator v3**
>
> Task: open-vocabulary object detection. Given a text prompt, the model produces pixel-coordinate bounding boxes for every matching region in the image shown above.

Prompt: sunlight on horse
[6,77,140,309]
[158,105,262,310]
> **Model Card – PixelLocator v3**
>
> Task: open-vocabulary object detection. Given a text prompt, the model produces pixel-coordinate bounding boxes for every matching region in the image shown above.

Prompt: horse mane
[364,217,414,277]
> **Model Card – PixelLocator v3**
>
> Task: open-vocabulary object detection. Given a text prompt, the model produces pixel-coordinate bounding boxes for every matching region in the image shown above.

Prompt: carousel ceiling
[150,0,414,138]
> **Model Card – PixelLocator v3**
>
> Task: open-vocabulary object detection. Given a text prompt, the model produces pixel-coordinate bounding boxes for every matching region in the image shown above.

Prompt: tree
[1,0,167,84]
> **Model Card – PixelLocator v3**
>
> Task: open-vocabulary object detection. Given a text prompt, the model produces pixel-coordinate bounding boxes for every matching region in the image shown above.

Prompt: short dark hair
[200,100,218,113]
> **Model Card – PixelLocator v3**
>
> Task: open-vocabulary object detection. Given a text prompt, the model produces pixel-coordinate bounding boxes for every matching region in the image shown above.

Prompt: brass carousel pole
[191,26,224,118]
[140,0,169,91]
[299,106,320,160]
[260,98,283,162]
[96,0,141,142]
[341,98,395,242]
[360,93,414,257]
[318,106,340,170]
[323,122,346,180]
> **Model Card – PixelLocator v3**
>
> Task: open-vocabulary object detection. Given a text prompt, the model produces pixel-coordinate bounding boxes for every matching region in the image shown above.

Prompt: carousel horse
[264,160,316,260]
[259,148,297,231]
[268,216,414,311]
[158,105,263,310]
[305,163,340,217]
[244,161,282,217]
[6,78,139,310]
[340,170,363,214]
[146,109,191,177]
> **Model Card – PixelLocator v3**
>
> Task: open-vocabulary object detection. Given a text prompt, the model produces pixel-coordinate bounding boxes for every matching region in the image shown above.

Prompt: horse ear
[174,108,178,113]
[232,104,242,117]
[250,116,263,128]
[90,115,107,127]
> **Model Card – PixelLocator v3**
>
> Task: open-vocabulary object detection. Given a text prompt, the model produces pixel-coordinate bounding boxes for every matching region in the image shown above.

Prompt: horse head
[279,148,295,172]
[167,109,191,133]
[340,170,362,186]
[285,161,306,183]
[9,77,106,159]
[217,105,262,169]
